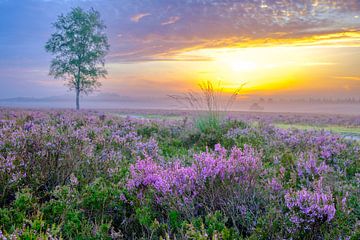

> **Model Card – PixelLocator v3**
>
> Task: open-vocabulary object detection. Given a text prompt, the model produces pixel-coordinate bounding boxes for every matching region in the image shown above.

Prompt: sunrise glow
[1,0,360,104]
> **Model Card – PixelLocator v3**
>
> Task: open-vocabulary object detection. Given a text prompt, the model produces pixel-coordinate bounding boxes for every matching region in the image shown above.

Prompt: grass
[275,123,360,138]
[116,113,183,120]
[169,80,245,133]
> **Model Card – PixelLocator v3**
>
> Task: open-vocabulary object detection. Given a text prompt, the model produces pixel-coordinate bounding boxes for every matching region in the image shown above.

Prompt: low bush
[0,109,358,239]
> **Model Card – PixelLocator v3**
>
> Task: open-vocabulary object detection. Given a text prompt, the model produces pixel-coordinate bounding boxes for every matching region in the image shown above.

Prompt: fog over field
[1,94,359,115]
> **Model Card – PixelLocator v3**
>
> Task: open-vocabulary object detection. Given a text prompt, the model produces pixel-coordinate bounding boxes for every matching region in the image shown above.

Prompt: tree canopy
[45,7,109,110]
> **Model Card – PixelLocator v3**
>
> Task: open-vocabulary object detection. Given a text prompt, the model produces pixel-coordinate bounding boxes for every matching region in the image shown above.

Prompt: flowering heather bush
[285,188,336,235]
[0,110,160,203]
[265,127,347,160]
[0,109,358,239]
[128,144,268,235]
[128,144,262,199]
[268,177,283,192]
[226,124,349,164]
[296,153,330,180]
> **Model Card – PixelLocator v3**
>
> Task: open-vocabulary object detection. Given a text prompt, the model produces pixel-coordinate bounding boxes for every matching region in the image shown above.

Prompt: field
[0,108,359,239]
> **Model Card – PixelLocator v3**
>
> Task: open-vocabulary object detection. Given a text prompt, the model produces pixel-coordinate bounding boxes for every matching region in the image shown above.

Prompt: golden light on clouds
[2,0,360,99]
[166,45,342,94]
[106,34,360,98]
[103,21,360,98]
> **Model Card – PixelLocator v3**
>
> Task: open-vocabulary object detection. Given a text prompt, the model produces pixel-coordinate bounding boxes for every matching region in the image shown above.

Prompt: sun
[212,50,259,73]
[230,60,257,72]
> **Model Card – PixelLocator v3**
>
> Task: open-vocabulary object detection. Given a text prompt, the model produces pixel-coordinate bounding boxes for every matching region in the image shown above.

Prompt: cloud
[106,0,360,62]
[108,29,360,64]
[334,76,360,81]
[161,16,180,26]
[3,0,360,64]
[130,12,151,23]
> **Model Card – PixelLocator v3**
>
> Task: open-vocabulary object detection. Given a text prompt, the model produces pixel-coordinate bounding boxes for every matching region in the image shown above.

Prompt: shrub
[128,144,266,236]
[285,188,336,238]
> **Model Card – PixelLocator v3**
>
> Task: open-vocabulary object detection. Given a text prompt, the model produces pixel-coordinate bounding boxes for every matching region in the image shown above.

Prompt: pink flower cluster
[285,189,336,227]
[194,144,261,183]
[297,153,329,179]
[271,128,347,160]
[0,110,161,189]
[227,124,348,161]
[127,144,262,202]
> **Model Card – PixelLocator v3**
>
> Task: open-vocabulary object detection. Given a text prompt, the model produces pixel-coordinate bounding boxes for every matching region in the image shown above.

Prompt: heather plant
[0,111,160,204]
[284,188,336,238]
[0,109,359,239]
[297,153,329,178]
[127,144,267,236]
[226,123,353,166]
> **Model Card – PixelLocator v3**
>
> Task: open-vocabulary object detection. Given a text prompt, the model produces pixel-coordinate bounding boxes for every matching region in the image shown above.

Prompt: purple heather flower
[268,178,282,192]
[285,188,336,229]
[127,144,262,204]
[297,153,329,179]
[69,173,79,186]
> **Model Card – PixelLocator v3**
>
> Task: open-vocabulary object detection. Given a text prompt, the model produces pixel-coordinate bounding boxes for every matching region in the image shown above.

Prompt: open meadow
[0,108,359,239]
[1,1,360,239]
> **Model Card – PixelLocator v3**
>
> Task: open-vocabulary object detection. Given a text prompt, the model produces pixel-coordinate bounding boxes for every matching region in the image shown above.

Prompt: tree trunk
[76,89,80,110]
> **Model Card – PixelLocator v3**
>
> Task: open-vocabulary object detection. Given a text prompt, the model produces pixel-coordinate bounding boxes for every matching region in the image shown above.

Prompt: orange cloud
[109,27,360,63]
[334,76,360,81]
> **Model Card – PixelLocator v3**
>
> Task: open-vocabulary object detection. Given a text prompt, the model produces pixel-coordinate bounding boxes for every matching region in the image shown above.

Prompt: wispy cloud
[130,12,150,23]
[161,16,180,26]
[334,76,360,81]
[106,0,360,62]
[108,30,360,63]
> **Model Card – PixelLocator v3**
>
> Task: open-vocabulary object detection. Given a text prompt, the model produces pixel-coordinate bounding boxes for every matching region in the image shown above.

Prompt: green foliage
[169,210,182,231]
[137,123,161,139]
[45,7,109,109]
[0,208,12,231]
[0,215,61,239]
[136,205,155,228]
[0,190,61,239]
[250,207,285,239]
[81,178,120,221]
[195,113,221,134]
[0,188,37,232]
[40,179,129,239]
[182,212,240,240]
[13,188,35,212]
[62,210,91,239]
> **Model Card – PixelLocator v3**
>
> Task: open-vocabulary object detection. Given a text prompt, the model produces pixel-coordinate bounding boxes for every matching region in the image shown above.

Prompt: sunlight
[228,60,257,72]
[175,45,352,95]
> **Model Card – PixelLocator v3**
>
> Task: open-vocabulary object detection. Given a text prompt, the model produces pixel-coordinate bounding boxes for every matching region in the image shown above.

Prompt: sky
[1,0,360,101]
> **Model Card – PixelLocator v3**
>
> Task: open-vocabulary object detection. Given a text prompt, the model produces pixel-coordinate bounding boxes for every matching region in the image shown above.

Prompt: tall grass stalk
[169,80,245,132]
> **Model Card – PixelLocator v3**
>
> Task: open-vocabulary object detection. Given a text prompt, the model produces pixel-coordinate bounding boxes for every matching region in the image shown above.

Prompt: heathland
[0,108,359,239]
